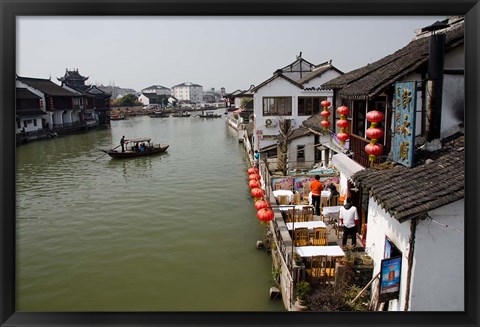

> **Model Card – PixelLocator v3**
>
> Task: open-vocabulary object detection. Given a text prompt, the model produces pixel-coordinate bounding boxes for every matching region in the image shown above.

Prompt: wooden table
[286,221,326,231]
[295,245,345,258]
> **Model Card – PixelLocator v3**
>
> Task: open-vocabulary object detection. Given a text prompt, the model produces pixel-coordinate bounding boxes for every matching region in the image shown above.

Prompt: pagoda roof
[57,68,89,82]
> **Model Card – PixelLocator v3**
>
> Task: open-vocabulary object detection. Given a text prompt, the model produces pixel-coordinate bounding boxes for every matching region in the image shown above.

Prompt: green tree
[116,94,140,106]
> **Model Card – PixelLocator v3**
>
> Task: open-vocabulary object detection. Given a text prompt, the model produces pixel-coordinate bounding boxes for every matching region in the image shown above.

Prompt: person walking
[310,175,323,216]
[339,197,359,248]
[120,136,125,152]
[254,150,260,168]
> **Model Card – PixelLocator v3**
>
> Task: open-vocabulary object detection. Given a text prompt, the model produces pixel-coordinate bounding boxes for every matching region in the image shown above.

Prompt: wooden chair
[287,208,303,222]
[277,194,290,205]
[302,182,311,201]
[311,227,328,246]
[302,206,314,222]
[293,227,309,246]
[330,194,339,207]
[293,192,301,205]
[307,256,337,284]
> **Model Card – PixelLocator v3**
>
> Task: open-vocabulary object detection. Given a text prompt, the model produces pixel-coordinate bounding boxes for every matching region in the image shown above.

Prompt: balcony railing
[349,133,381,168]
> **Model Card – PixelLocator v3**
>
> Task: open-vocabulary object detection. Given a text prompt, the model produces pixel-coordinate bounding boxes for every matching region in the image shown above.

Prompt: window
[263,97,292,116]
[23,121,28,127]
[33,119,37,127]
[297,145,305,162]
[298,97,325,116]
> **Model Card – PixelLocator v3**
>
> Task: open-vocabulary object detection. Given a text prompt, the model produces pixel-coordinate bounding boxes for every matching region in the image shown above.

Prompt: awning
[331,153,365,181]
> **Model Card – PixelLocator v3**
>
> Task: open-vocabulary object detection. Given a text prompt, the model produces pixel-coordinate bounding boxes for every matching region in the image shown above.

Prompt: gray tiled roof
[322,21,464,100]
[351,133,464,222]
[17,76,79,97]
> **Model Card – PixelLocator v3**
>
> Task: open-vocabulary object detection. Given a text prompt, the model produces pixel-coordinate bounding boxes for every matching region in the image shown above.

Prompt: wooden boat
[197,111,222,118]
[103,137,169,159]
[110,113,127,120]
[149,111,170,118]
[172,111,191,117]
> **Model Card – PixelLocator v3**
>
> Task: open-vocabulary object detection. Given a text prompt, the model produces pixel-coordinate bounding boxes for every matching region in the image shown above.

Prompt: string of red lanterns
[246,166,274,223]
[320,100,331,132]
[365,110,385,164]
[336,105,350,145]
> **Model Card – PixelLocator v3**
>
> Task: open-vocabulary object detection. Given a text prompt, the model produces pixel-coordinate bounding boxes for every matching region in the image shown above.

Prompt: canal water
[16,113,284,312]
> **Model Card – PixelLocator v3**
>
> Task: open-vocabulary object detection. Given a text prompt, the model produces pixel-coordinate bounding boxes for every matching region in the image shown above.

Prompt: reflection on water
[16,116,284,312]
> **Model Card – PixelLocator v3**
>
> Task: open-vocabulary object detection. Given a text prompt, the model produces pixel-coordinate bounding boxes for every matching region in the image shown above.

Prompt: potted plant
[361,254,373,265]
[295,280,311,303]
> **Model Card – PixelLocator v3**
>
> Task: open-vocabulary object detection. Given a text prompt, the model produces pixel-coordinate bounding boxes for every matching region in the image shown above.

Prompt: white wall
[287,135,315,170]
[365,197,464,311]
[365,199,413,311]
[409,199,464,311]
[253,77,334,151]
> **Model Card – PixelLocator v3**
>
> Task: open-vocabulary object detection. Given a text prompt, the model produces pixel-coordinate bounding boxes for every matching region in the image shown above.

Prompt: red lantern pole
[336,106,350,145]
[365,110,385,165]
[320,100,331,132]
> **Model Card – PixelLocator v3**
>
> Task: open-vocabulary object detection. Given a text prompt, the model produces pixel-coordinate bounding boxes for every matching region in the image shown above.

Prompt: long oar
[92,144,121,162]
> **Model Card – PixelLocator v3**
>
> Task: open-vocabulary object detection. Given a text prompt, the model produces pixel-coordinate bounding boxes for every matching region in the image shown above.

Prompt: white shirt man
[339,198,359,247]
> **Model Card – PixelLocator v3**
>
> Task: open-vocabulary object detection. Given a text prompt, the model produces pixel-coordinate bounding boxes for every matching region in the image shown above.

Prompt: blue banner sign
[379,256,402,302]
[393,82,416,167]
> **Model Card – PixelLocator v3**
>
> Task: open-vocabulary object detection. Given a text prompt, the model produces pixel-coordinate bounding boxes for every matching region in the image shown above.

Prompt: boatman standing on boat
[120,136,125,152]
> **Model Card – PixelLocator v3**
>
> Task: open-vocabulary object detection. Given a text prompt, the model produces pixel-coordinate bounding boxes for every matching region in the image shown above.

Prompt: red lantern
[366,110,384,123]
[254,200,271,210]
[320,110,331,118]
[337,106,350,115]
[335,105,350,145]
[336,119,348,128]
[248,174,260,181]
[365,127,384,140]
[337,132,349,142]
[249,180,261,189]
[320,120,330,128]
[365,110,385,165]
[247,167,256,174]
[365,143,383,156]
[321,100,331,108]
[256,208,274,222]
[251,188,265,198]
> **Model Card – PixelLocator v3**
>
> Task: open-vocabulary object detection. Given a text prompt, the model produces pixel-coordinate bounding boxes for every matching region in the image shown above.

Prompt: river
[15,113,284,312]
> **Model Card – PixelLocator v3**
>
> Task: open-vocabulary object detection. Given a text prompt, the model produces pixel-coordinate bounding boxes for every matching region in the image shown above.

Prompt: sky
[17,16,447,93]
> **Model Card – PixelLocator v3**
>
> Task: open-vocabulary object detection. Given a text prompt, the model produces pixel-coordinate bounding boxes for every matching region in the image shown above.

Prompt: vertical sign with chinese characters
[393,82,416,167]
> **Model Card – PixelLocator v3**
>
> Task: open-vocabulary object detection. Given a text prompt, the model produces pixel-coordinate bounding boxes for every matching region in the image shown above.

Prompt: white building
[351,134,464,311]
[251,54,343,170]
[141,85,171,96]
[171,82,203,103]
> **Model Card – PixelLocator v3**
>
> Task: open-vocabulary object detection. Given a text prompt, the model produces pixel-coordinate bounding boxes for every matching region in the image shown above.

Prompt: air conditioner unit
[265,118,278,127]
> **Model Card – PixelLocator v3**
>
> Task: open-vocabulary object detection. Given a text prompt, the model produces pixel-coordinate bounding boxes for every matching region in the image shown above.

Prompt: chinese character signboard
[379,256,402,303]
[393,82,416,167]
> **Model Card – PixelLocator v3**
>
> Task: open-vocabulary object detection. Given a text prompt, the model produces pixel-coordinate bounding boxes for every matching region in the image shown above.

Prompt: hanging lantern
[336,106,350,145]
[365,143,383,156]
[365,127,384,140]
[365,110,385,164]
[254,200,271,211]
[247,167,256,175]
[251,187,265,199]
[256,208,275,223]
[337,132,349,142]
[248,173,260,181]
[320,120,330,128]
[249,180,261,189]
[320,100,331,132]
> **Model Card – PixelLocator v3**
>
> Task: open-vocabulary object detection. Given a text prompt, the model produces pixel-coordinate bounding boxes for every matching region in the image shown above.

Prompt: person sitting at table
[310,175,323,216]
[339,197,359,249]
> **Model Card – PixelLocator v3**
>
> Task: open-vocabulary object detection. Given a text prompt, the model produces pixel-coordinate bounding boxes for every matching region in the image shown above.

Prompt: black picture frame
[2,1,479,326]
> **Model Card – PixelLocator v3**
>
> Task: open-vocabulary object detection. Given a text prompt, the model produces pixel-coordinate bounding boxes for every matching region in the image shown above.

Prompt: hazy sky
[17,16,446,93]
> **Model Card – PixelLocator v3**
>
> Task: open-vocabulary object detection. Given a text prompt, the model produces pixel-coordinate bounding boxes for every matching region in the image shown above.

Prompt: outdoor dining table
[286,221,326,231]
[278,204,314,211]
[295,245,345,258]
[273,190,294,204]
[322,205,343,217]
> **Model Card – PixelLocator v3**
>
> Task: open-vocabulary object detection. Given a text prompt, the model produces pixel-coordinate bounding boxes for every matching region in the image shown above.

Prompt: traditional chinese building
[58,68,111,125]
